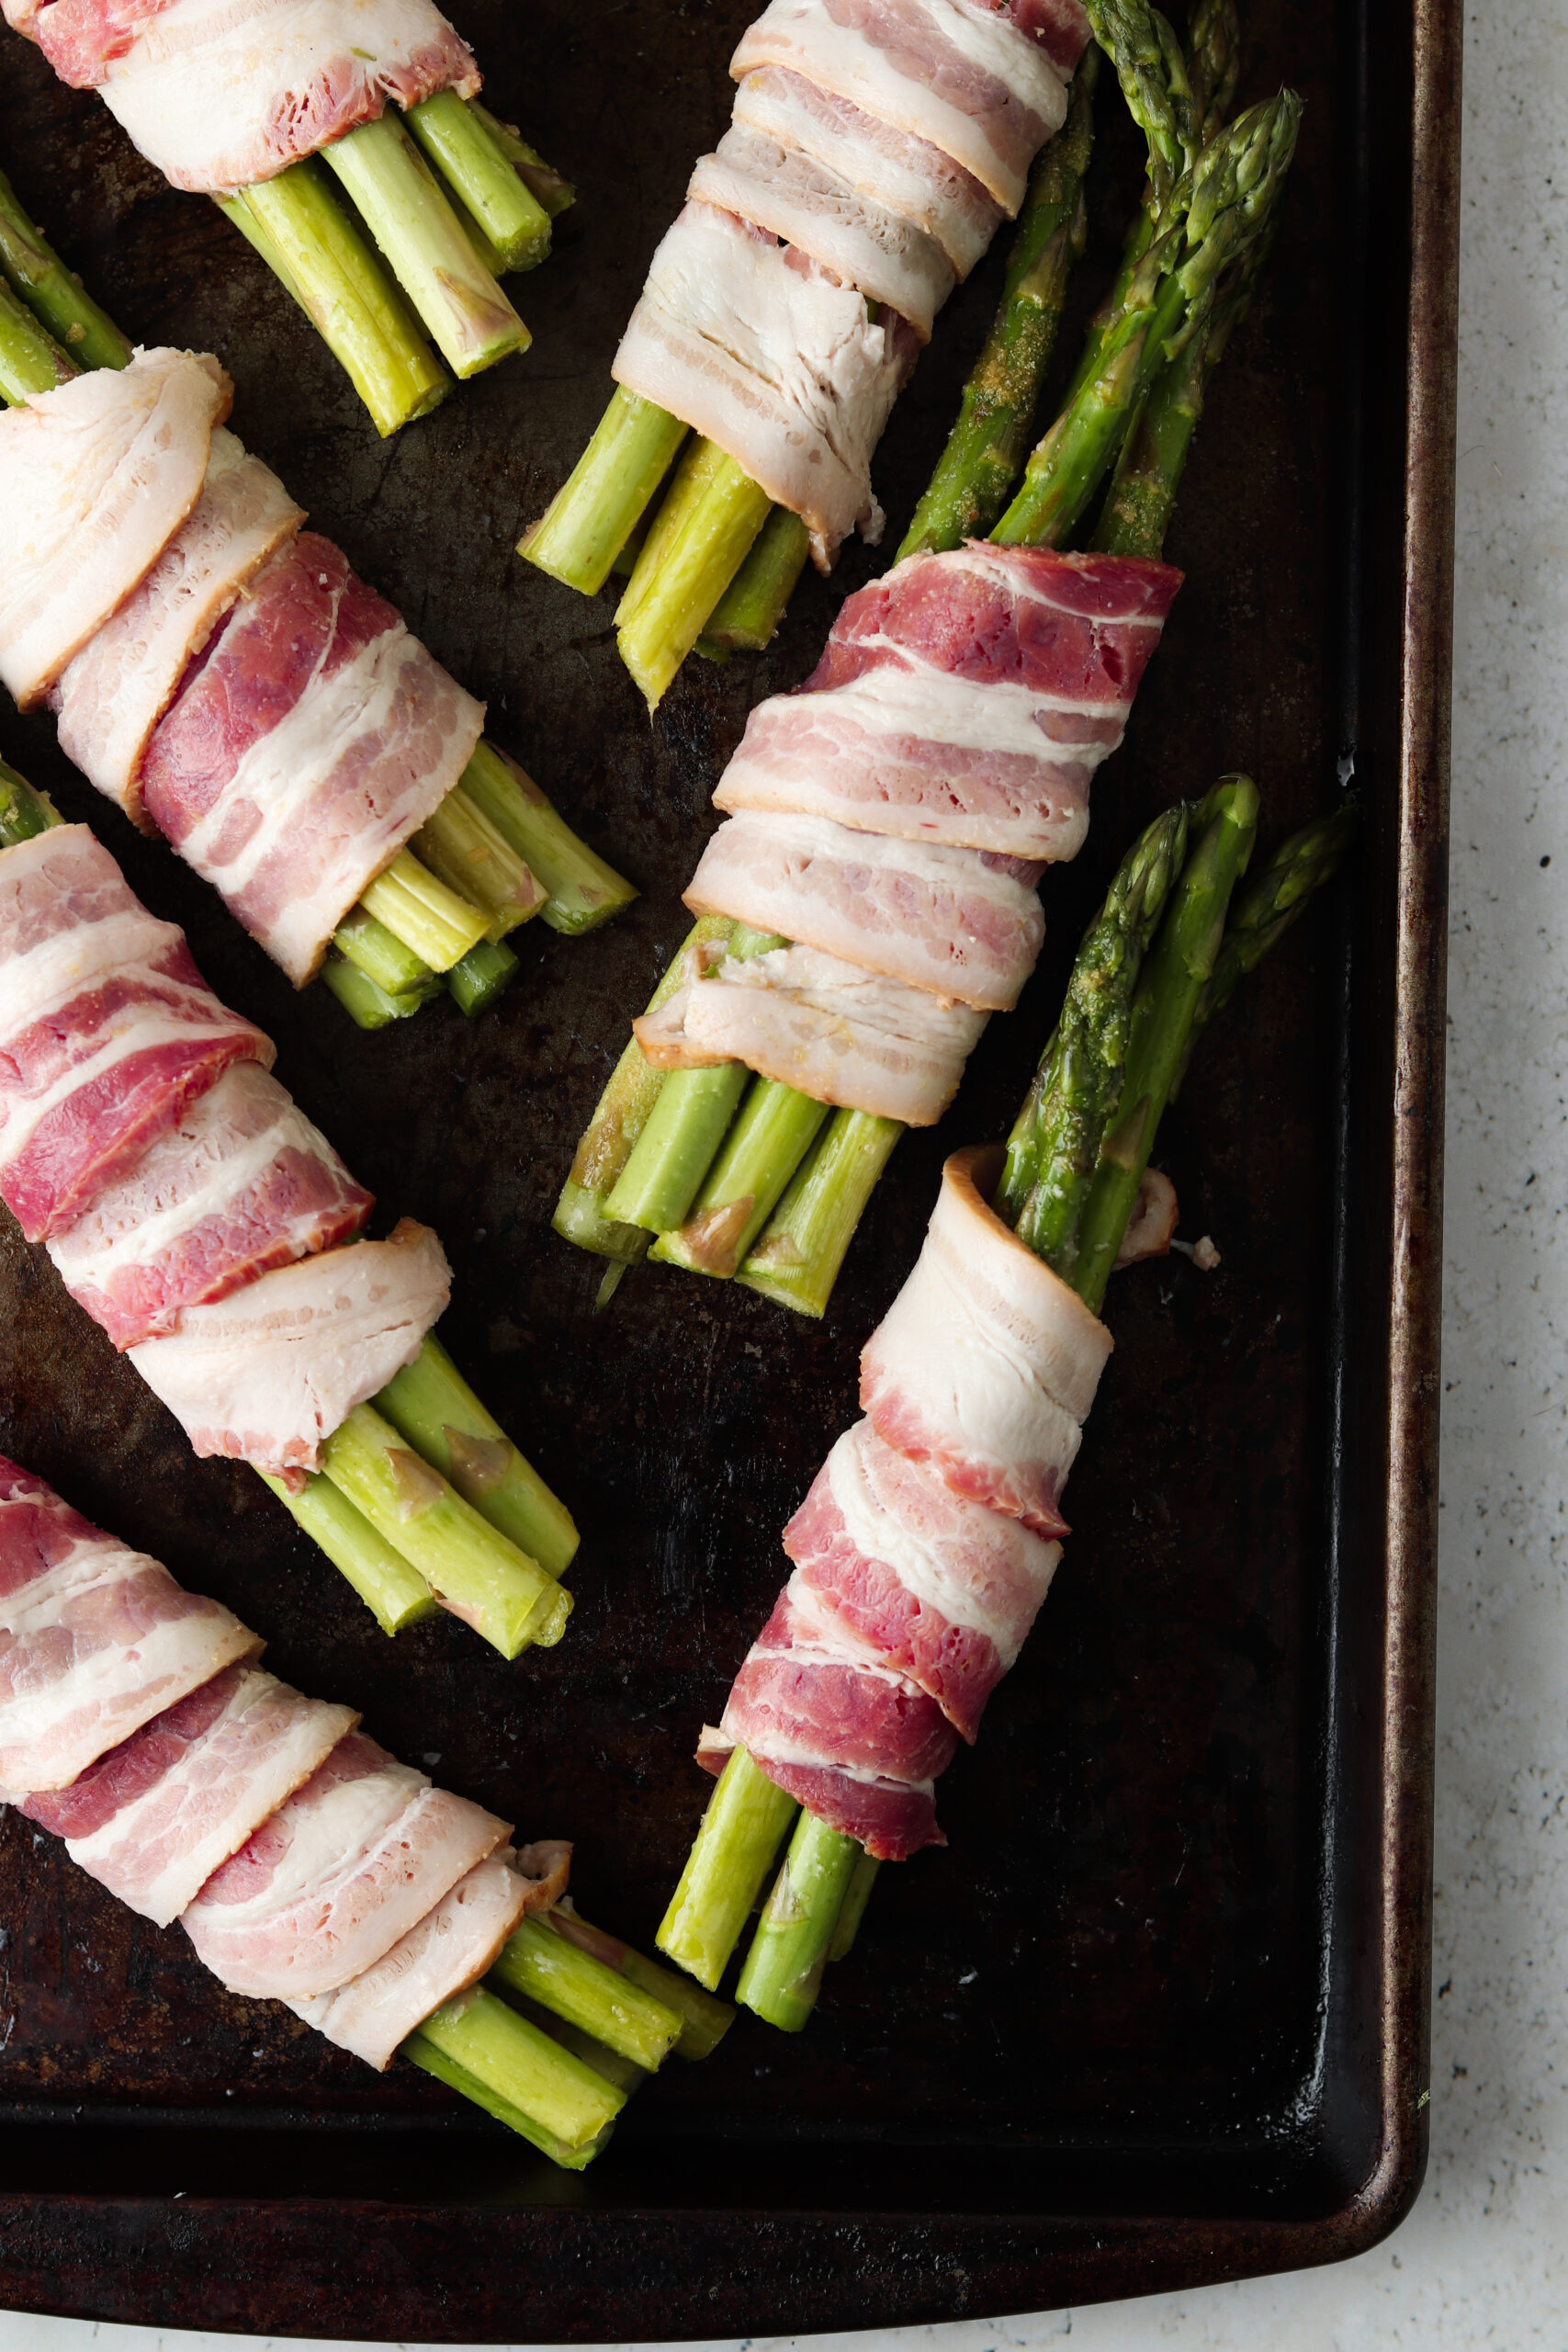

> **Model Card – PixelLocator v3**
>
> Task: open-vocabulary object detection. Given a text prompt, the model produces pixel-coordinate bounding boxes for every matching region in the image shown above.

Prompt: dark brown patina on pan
[0,0,1458,2332]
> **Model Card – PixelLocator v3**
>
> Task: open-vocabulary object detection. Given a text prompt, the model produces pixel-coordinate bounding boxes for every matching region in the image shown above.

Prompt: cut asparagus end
[319,1403,571,1659]
[554,1177,653,1267]
[0,164,131,372]
[408,1984,624,2152]
[458,741,638,937]
[550,1901,736,2060]
[0,761,62,845]
[405,91,552,274]
[221,165,449,437]
[375,1333,580,1578]
[652,1077,830,1279]
[702,505,811,652]
[446,939,521,1017]
[360,847,491,971]
[333,905,437,999]
[0,270,78,402]
[254,1467,437,1634]
[468,103,576,219]
[415,784,546,942]
[522,388,689,595]
[827,1850,882,1964]
[402,2027,614,2168]
[615,437,773,709]
[737,1808,863,2032]
[604,1062,750,1235]
[321,113,530,379]
[321,954,442,1030]
[657,1747,801,1991]
[737,1111,905,1317]
[489,1917,683,2071]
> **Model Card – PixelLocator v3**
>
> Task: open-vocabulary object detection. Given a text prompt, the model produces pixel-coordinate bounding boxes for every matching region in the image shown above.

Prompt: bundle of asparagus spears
[555,0,1302,1319]
[656,781,1357,2032]
[0,166,636,1033]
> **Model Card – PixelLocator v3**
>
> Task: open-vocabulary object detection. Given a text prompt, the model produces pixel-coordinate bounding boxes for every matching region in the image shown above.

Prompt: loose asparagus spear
[0,166,130,371]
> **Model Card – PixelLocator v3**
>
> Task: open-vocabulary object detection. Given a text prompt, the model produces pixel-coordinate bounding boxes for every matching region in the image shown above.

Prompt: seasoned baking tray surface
[0,0,1458,2333]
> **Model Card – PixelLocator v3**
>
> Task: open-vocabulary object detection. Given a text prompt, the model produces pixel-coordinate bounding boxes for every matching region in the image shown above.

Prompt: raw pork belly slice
[732,67,1002,277]
[730,0,1084,213]
[636,942,987,1125]
[689,124,955,339]
[182,1729,510,1999]
[52,429,304,824]
[0,348,230,707]
[128,1217,452,1477]
[861,1144,1111,1532]
[22,1663,356,1925]
[0,826,271,1243]
[288,1847,533,2069]
[715,546,1182,858]
[41,0,479,190]
[0,1459,256,1792]
[784,1417,1060,1741]
[141,533,483,985]
[613,203,915,569]
[685,809,1044,1011]
[48,1061,373,1351]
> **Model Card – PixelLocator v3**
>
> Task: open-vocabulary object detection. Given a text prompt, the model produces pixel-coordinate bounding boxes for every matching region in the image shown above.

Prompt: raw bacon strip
[48,1061,373,1351]
[128,1217,452,1478]
[730,0,1083,213]
[52,429,305,827]
[0,348,230,709]
[689,124,955,340]
[613,203,915,570]
[0,1459,256,1792]
[141,533,484,986]
[22,1663,357,1926]
[182,1729,510,1999]
[635,942,987,1125]
[17,0,480,190]
[861,1144,1111,1531]
[685,809,1044,1012]
[715,546,1182,858]
[732,67,1002,277]
[0,826,272,1244]
[784,1418,1061,1741]
[288,1847,534,2071]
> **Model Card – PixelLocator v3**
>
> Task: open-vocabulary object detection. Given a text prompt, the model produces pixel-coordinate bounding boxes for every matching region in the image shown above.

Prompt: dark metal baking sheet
[0,0,1459,2332]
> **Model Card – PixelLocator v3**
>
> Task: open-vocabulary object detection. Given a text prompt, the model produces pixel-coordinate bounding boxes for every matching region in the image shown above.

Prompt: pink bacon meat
[0,1460,256,1793]
[715,546,1182,860]
[0,825,271,1243]
[47,1061,373,1351]
[141,531,483,986]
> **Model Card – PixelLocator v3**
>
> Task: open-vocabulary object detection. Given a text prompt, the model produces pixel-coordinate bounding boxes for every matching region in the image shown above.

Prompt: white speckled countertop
[2,0,1556,2342]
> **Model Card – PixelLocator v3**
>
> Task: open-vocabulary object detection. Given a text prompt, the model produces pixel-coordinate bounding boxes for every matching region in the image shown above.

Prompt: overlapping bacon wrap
[4,1457,565,2070]
[0,348,485,988]
[614,0,1091,568]
[700,1143,1159,1859]
[2,0,481,195]
[0,823,449,1476]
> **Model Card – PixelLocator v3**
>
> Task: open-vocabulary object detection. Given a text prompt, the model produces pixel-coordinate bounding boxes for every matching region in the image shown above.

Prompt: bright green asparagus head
[1175,89,1303,312]
[1083,0,1201,204]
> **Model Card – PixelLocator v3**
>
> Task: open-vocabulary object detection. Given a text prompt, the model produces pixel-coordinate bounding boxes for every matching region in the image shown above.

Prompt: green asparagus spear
[736,1809,862,2031]
[523,388,689,595]
[375,1334,580,1577]
[0,760,62,844]
[0,166,130,371]
[658,1747,801,1991]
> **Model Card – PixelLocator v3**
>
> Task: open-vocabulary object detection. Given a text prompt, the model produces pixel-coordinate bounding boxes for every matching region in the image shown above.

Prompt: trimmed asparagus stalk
[701,506,812,653]
[615,437,773,709]
[827,1850,881,1963]
[375,1333,579,1577]
[414,786,546,942]
[657,1747,800,1992]
[489,1917,684,2070]
[402,2025,614,2167]
[254,1467,436,1634]
[321,954,441,1029]
[737,1110,905,1317]
[468,104,577,220]
[221,165,448,437]
[0,271,77,401]
[0,166,130,371]
[652,1078,831,1280]
[0,761,62,844]
[333,906,437,999]
[409,1985,623,2151]
[737,1808,863,2031]
[548,1902,735,2059]
[505,1991,649,2094]
[319,1404,571,1657]
[405,92,553,274]
[447,939,522,1016]
[897,59,1098,559]
[359,848,491,971]
[523,388,689,595]
[457,741,638,937]
[320,114,529,379]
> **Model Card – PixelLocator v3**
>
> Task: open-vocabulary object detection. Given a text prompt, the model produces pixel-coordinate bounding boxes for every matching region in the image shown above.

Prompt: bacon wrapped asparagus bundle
[0,1457,729,2167]
[656,788,1355,2028]
[0,762,580,1658]
[0,8,573,432]
[555,56,1300,1317]
[523,0,1097,707]
[0,203,635,1029]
